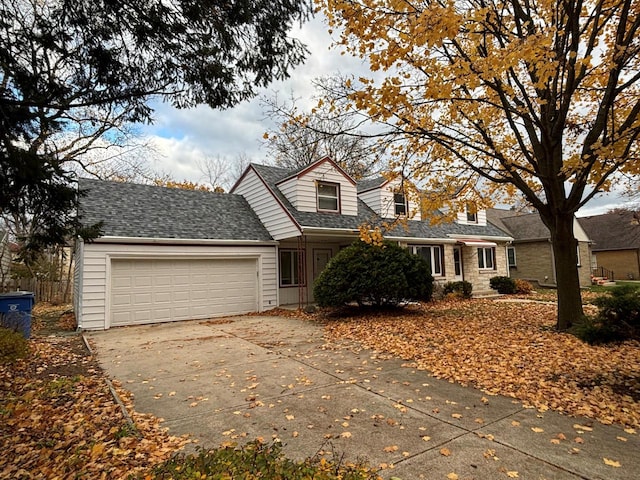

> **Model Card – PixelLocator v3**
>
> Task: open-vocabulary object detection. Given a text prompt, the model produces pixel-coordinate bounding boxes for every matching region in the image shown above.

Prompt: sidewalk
[87,315,639,480]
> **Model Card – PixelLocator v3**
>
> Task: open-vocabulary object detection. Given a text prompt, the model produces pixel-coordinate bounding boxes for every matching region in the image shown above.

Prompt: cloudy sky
[137,13,632,217]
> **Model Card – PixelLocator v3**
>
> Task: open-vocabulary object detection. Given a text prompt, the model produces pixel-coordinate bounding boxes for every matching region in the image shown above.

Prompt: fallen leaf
[383,445,399,453]
[447,473,459,480]
[511,421,521,427]
[340,431,352,438]
[616,436,627,442]
[506,471,519,478]
[531,427,544,433]
[451,413,463,419]
[573,424,593,432]
[603,458,621,467]
[440,447,451,457]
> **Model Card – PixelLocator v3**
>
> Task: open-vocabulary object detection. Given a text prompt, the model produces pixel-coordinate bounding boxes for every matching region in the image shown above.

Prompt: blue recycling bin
[0,292,35,339]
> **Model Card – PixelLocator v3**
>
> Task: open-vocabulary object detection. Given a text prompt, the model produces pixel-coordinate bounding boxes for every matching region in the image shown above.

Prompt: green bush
[140,440,379,479]
[313,241,433,307]
[0,327,29,364]
[573,317,624,345]
[581,284,640,343]
[443,281,473,299]
[490,276,516,294]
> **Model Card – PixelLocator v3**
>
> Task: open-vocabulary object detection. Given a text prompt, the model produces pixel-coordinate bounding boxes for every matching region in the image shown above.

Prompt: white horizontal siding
[234,169,300,240]
[278,177,298,208]
[77,242,277,330]
[295,165,358,216]
[457,209,487,226]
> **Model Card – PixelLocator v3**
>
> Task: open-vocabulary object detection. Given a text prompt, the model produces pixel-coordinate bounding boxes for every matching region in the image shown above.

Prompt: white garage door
[110,258,258,326]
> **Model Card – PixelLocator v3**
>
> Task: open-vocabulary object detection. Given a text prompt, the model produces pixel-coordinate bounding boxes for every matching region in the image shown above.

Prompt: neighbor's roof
[251,164,510,240]
[78,178,273,241]
[579,211,640,251]
[486,209,550,241]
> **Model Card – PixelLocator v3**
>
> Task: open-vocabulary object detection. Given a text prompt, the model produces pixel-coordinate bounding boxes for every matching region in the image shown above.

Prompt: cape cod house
[75,157,512,330]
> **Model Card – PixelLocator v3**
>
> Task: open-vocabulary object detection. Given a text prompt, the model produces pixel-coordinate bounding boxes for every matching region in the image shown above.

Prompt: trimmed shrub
[581,284,640,343]
[490,276,516,294]
[443,281,473,299]
[0,327,29,364]
[142,440,378,479]
[514,279,534,294]
[313,241,433,307]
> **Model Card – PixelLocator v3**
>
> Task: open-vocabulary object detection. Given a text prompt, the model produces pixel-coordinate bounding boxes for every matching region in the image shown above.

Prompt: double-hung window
[317,182,339,212]
[478,247,495,270]
[413,246,443,276]
[280,250,305,286]
[394,193,407,216]
[466,203,478,223]
[507,247,517,267]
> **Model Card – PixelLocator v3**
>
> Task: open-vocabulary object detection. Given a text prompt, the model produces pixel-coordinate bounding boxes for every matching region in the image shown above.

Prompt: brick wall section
[510,240,592,287]
[577,241,592,286]
[509,241,555,286]
[595,249,640,281]
[462,244,508,291]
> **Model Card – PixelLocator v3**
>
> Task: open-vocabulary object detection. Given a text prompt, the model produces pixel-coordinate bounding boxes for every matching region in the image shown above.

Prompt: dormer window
[394,193,407,216]
[466,203,477,223]
[317,182,340,212]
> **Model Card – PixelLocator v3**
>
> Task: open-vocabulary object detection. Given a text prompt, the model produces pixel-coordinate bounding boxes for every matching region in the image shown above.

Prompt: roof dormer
[357,176,422,221]
[276,157,358,216]
[457,202,487,226]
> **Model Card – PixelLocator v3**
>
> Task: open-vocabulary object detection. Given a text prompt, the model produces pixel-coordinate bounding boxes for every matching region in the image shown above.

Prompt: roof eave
[92,236,278,246]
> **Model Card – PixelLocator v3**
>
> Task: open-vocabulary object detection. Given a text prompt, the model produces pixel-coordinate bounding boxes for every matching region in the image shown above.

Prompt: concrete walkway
[87,315,639,480]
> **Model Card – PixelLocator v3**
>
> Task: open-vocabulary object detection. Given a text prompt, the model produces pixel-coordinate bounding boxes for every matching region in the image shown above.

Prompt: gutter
[92,236,279,246]
[448,234,514,242]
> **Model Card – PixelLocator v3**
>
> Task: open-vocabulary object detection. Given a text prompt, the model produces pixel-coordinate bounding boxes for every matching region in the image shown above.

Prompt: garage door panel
[111,258,258,327]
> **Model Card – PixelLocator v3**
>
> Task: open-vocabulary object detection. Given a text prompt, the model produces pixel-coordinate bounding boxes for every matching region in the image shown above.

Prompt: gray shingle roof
[78,178,273,241]
[357,176,388,193]
[579,211,640,251]
[251,164,510,240]
[486,209,549,241]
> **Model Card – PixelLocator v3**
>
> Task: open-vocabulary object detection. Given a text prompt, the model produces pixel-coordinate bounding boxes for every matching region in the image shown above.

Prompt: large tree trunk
[548,213,584,330]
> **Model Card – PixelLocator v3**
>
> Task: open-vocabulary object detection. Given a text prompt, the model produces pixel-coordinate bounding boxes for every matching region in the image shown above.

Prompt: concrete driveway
[87,315,639,480]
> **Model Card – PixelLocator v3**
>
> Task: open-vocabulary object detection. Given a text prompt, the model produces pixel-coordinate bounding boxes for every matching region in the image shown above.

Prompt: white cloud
[137,14,369,181]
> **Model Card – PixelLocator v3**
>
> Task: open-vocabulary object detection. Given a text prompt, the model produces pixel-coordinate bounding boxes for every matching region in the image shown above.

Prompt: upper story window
[317,182,340,212]
[466,203,477,223]
[394,193,407,216]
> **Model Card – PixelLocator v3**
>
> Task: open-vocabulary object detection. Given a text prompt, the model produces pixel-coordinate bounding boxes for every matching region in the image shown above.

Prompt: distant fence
[9,278,72,304]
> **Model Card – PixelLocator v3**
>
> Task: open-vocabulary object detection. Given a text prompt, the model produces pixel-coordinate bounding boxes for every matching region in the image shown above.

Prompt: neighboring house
[0,231,10,291]
[579,210,640,281]
[487,208,593,287]
[75,157,512,330]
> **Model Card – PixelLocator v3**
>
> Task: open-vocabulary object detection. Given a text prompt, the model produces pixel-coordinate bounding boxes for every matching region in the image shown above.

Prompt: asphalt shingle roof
[579,211,640,251]
[251,164,510,240]
[78,178,273,241]
[487,209,550,241]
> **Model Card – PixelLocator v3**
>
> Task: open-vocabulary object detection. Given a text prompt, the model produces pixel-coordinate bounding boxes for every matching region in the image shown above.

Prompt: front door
[313,249,332,281]
[453,247,463,281]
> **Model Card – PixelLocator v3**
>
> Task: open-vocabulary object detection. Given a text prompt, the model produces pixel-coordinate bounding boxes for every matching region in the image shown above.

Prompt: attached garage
[75,178,278,330]
[110,257,259,327]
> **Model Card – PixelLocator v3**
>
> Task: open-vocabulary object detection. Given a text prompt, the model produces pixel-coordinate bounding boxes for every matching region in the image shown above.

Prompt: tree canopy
[321,0,640,329]
[1,0,312,251]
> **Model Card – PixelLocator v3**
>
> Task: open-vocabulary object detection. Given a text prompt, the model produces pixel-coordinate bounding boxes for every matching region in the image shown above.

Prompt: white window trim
[317,181,340,212]
[507,246,517,267]
[412,245,444,277]
[466,203,478,224]
[478,247,495,270]
[394,193,408,216]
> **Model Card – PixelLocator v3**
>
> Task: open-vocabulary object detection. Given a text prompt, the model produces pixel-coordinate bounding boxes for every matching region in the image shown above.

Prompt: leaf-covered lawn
[324,299,640,428]
[0,335,188,479]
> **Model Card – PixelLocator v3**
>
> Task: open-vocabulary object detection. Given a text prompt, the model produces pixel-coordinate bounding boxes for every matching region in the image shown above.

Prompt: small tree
[314,241,433,307]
